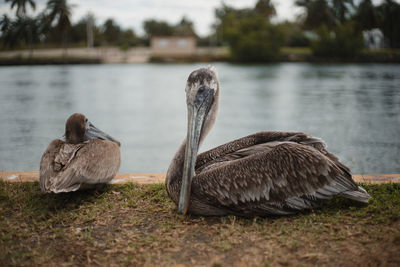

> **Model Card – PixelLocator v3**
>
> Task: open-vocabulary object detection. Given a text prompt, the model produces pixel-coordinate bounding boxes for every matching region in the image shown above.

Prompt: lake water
[0,63,399,174]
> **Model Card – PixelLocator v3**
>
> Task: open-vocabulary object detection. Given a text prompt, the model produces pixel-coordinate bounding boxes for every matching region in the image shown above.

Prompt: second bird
[40,113,121,193]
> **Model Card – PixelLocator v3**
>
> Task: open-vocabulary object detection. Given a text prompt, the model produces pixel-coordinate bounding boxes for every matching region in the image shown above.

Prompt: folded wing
[191,132,370,216]
[40,139,120,193]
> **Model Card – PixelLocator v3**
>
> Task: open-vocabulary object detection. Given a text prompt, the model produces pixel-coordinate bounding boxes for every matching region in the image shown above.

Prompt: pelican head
[179,66,220,215]
[65,113,121,146]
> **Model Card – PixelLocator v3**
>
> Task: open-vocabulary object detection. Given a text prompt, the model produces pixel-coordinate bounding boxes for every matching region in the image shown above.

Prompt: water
[0,63,399,174]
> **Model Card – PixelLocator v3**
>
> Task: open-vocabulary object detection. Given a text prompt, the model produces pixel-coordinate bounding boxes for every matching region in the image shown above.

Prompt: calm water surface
[0,63,399,174]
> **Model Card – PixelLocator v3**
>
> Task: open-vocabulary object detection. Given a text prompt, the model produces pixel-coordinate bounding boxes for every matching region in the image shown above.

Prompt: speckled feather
[40,138,120,193]
[194,131,361,215]
[166,67,370,217]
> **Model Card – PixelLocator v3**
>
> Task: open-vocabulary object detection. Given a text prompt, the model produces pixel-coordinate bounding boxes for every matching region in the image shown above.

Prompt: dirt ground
[0,182,399,266]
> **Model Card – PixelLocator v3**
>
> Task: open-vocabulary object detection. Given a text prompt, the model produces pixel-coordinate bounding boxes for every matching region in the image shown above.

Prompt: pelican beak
[84,120,121,147]
[178,88,215,215]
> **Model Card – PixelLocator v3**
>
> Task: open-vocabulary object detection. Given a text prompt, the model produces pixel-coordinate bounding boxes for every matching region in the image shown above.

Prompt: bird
[40,113,121,193]
[166,66,371,217]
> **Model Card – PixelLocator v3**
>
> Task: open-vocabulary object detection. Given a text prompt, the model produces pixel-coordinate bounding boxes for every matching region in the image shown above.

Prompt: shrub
[224,16,285,62]
[312,22,364,58]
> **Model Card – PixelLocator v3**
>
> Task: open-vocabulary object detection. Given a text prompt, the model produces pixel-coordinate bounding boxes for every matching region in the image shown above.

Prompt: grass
[0,181,399,266]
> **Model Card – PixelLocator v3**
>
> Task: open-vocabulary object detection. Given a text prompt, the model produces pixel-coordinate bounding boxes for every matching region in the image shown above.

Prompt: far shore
[0,46,399,65]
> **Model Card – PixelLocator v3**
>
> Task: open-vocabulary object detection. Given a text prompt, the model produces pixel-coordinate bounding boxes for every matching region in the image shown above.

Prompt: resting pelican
[40,113,121,193]
[166,67,371,217]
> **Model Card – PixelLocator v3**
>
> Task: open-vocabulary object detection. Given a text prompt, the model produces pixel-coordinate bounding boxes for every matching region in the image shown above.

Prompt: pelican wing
[196,131,332,173]
[39,139,66,192]
[192,132,368,215]
[40,139,120,193]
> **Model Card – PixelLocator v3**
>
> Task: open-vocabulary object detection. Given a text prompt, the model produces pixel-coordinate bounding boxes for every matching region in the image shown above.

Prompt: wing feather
[196,131,327,173]
[39,139,65,192]
[40,139,120,193]
[191,137,369,215]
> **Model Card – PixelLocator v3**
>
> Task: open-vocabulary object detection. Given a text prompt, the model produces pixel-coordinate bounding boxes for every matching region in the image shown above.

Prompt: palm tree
[5,0,37,56]
[46,0,73,55]
[2,16,39,56]
[0,15,11,34]
[5,0,36,17]
[0,15,11,48]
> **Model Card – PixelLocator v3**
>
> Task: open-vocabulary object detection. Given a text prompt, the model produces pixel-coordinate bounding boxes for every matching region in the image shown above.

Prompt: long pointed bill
[178,104,206,215]
[178,88,215,215]
[84,121,121,147]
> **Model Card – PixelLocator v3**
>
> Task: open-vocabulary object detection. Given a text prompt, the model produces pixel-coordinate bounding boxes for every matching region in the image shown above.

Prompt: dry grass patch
[0,181,399,266]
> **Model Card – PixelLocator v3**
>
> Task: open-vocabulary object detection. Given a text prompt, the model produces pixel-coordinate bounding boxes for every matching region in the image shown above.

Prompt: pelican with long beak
[166,67,370,217]
[40,113,121,193]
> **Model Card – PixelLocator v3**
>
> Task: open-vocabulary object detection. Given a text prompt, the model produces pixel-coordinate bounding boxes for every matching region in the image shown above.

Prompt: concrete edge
[1,171,399,184]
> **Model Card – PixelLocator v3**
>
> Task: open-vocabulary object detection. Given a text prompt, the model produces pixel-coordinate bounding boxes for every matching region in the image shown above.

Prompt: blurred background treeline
[1,0,400,61]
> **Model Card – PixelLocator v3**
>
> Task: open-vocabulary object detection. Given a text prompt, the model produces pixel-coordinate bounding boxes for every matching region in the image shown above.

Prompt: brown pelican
[40,113,121,193]
[166,67,371,217]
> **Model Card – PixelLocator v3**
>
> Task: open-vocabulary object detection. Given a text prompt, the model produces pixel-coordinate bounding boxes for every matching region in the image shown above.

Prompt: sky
[0,0,302,36]
[0,0,394,36]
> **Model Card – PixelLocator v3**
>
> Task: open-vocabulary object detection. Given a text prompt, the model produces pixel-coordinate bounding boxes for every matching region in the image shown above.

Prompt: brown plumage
[166,67,371,217]
[40,113,121,193]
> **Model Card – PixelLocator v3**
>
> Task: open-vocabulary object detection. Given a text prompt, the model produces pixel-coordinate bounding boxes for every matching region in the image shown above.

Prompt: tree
[331,0,354,24]
[102,18,121,45]
[296,0,336,29]
[2,16,40,56]
[0,15,12,47]
[377,0,400,48]
[174,16,196,36]
[311,22,363,58]
[120,29,139,48]
[255,0,276,19]
[143,19,174,38]
[277,21,310,47]
[0,15,11,34]
[5,0,36,17]
[70,18,87,45]
[4,0,37,56]
[354,0,379,31]
[215,3,284,62]
[46,0,73,53]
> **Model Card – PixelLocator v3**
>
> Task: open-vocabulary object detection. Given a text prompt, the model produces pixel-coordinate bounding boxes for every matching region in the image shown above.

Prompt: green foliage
[278,21,310,47]
[377,0,400,48]
[311,22,364,58]
[1,15,40,51]
[102,18,121,44]
[295,0,337,30]
[142,16,197,44]
[229,18,284,62]
[354,0,378,30]
[216,3,285,62]
[254,0,276,18]
[331,0,355,24]
[5,0,36,17]
[143,19,174,38]
[173,16,196,36]
[298,0,400,50]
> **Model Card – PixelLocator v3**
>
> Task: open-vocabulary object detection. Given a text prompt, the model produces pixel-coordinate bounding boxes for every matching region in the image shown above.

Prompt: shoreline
[1,46,400,65]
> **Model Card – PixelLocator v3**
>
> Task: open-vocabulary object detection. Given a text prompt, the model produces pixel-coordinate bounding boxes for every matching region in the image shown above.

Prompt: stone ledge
[1,171,399,184]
